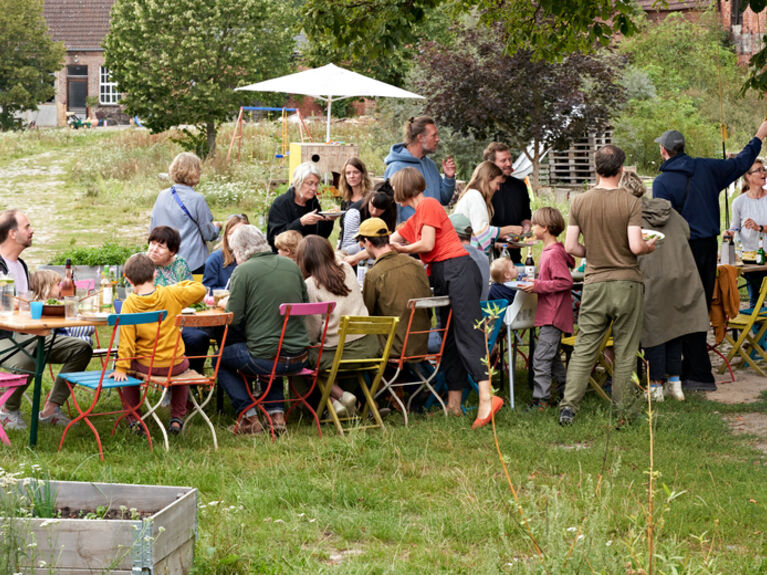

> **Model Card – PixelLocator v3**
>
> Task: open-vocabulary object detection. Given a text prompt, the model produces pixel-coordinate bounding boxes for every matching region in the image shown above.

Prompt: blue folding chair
[58,311,167,461]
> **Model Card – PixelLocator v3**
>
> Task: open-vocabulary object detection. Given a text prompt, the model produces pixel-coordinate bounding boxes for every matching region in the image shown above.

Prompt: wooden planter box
[18,480,197,575]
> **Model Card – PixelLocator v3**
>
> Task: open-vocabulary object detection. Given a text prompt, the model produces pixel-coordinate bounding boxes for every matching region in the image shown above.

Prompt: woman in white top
[297,235,380,417]
[452,161,524,252]
[726,159,767,306]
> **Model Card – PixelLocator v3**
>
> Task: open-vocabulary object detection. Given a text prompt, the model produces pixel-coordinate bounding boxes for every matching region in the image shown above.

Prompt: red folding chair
[234,302,335,438]
[0,372,29,445]
[57,311,166,461]
[140,312,233,451]
[375,296,452,426]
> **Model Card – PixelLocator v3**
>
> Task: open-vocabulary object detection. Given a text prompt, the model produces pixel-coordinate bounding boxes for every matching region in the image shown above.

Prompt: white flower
[606,540,613,547]
[566,526,577,532]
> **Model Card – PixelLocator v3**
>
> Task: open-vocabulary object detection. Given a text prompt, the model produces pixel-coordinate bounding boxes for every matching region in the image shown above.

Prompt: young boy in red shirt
[521,207,575,409]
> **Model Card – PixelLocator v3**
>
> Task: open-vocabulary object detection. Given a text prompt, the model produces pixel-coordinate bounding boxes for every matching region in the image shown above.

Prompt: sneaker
[331,399,348,418]
[526,398,551,412]
[682,379,717,392]
[232,414,264,435]
[38,405,71,426]
[665,380,685,401]
[339,391,358,415]
[649,384,664,403]
[0,409,27,430]
[559,406,575,426]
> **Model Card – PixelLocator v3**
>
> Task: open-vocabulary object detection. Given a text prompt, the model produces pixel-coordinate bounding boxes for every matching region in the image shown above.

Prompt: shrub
[50,242,145,266]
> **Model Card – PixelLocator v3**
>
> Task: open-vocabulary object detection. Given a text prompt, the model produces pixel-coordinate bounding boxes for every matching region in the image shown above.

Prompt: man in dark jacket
[652,121,767,391]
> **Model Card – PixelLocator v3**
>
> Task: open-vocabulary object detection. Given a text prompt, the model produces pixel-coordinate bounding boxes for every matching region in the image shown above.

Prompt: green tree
[104,0,295,158]
[0,0,64,130]
[413,24,625,190]
[302,0,453,85]
[613,11,764,172]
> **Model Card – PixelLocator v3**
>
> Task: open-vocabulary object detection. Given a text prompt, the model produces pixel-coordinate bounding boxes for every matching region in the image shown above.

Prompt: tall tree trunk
[206,120,216,159]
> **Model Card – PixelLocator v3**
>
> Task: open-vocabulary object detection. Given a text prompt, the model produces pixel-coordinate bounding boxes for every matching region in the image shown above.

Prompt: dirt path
[708,364,767,453]
[0,146,148,267]
[0,150,69,265]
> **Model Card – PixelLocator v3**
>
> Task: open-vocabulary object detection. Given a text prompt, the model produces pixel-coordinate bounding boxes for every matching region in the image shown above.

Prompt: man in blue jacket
[652,121,767,391]
[384,116,456,221]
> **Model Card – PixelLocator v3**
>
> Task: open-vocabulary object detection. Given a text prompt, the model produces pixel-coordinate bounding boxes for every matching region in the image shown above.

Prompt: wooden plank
[151,488,197,562]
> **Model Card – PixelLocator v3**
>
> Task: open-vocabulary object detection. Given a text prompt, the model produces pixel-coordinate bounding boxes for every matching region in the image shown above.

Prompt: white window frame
[99,66,121,105]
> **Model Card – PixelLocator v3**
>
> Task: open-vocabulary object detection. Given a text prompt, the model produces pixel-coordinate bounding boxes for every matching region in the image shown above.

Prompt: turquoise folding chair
[58,311,167,461]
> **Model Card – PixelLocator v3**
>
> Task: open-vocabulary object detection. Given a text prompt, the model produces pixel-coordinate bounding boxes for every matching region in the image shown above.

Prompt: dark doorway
[67,64,88,114]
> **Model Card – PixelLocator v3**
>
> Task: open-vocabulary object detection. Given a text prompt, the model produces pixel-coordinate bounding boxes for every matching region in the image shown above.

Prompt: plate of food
[42,299,65,316]
[317,210,347,218]
[742,250,758,263]
[642,229,665,246]
[181,307,197,315]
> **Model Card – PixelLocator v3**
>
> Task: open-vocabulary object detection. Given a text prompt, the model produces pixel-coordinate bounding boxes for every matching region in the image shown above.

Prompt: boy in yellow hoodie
[110,253,206,433]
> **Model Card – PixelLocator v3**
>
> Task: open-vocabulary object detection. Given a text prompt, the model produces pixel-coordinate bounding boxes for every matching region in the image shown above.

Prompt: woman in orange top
[389,167,503,428]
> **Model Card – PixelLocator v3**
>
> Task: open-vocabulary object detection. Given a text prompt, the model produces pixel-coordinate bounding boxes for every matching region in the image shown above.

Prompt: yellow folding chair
[561,326,613,402]
[719,277,767,376]
[316,316,399,435]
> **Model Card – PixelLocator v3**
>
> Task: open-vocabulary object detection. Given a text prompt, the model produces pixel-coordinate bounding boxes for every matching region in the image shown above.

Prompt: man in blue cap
[652,121,767,391]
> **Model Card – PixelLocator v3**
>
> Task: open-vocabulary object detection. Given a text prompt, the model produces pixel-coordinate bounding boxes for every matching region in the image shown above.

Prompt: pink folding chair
[235,301,335,438]
[0,372,30,445]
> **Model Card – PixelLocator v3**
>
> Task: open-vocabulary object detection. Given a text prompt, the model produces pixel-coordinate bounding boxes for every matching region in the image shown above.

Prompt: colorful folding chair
[316,315,399,435]
[719,277,767,376]
[233,302,336,438]
[375,296,452,425]
[57,311,167,461]
[561,327,613,402]
[0,372,29,445]
[140,312,233,450]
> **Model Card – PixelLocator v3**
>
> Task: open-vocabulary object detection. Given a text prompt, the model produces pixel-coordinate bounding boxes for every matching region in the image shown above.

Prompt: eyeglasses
[748,168,767,174]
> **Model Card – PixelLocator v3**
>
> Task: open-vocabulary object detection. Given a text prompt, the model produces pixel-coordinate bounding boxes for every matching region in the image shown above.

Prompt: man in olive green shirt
[218,225,309,434]
[560,145,656,426]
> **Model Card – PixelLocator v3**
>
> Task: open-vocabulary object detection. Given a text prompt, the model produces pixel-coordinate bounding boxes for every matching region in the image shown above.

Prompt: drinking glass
[64,296,79,320]
[0,284,14,316]
[30,301,43,320]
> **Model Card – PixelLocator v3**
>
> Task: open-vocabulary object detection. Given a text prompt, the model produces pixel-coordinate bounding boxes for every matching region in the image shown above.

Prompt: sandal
[129,421,147,437]
[168,418,184,435]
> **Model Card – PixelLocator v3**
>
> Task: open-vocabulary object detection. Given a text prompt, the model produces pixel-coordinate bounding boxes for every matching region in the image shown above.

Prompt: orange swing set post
[226,106,313,163]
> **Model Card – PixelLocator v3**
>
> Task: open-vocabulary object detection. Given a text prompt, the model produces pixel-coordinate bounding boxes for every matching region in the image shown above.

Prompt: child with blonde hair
[274,229,303,261]
[30,270,95,343]
[488,257,519,302]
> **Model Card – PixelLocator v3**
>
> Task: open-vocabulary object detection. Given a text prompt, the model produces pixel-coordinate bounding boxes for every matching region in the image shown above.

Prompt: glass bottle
[524,246,535,279]
[758,235,766,266]
[100,271,113,309]
[60,258,75,297]
[500,244,510,260]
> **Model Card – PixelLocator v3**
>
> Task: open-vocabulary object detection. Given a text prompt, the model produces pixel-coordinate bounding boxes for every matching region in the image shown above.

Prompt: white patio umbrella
[235,63,425,143]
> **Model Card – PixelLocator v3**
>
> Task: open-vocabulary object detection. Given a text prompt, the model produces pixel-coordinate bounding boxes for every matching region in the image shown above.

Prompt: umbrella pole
[326,96,332,143]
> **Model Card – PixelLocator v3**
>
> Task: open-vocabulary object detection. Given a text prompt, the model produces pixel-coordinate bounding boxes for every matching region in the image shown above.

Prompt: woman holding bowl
[267,162,336,251]
[452,160,525,253]
[150,152,221,275]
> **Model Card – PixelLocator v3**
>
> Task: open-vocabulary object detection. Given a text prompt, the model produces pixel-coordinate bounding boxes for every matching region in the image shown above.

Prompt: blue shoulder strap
[170,186,207,248]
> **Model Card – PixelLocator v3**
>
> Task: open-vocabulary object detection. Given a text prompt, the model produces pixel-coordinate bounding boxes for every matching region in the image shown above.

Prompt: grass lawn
[1,126,766,573]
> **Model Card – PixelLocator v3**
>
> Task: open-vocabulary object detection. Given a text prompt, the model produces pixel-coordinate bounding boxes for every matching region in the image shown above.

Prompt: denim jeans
[217,342,305,415]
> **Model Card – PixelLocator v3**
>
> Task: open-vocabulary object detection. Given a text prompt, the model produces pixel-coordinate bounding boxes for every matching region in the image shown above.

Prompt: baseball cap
[654,130,685,150]
[448,213,472,237]
[355,217,391,239]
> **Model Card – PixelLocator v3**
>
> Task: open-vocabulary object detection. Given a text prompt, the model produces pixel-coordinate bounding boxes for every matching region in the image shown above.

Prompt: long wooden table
[0,311,108,447]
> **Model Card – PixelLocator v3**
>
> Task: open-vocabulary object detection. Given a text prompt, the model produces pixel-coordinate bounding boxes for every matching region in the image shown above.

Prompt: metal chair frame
[375,296,452,426]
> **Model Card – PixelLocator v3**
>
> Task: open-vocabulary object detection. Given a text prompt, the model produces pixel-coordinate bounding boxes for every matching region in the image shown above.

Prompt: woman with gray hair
[620,171,708,401]
[150,152,222,275]
[216,224,311,435]
[266,161,337,250]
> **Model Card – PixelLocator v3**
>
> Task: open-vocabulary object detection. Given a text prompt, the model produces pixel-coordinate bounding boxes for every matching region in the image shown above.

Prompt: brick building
[638,0,766,64]
[35,0,127,127]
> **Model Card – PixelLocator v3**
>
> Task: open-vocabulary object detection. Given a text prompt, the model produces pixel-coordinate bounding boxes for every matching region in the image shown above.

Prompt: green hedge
[50,242,145,266]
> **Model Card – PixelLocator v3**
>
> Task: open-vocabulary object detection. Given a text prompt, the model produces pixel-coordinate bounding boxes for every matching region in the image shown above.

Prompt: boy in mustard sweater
[110,253,206,433]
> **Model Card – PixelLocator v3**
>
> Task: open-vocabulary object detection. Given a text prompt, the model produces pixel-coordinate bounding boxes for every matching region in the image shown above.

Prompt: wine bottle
[61,258,75,297]
[757,235,766,266]
[524,247,535,279]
